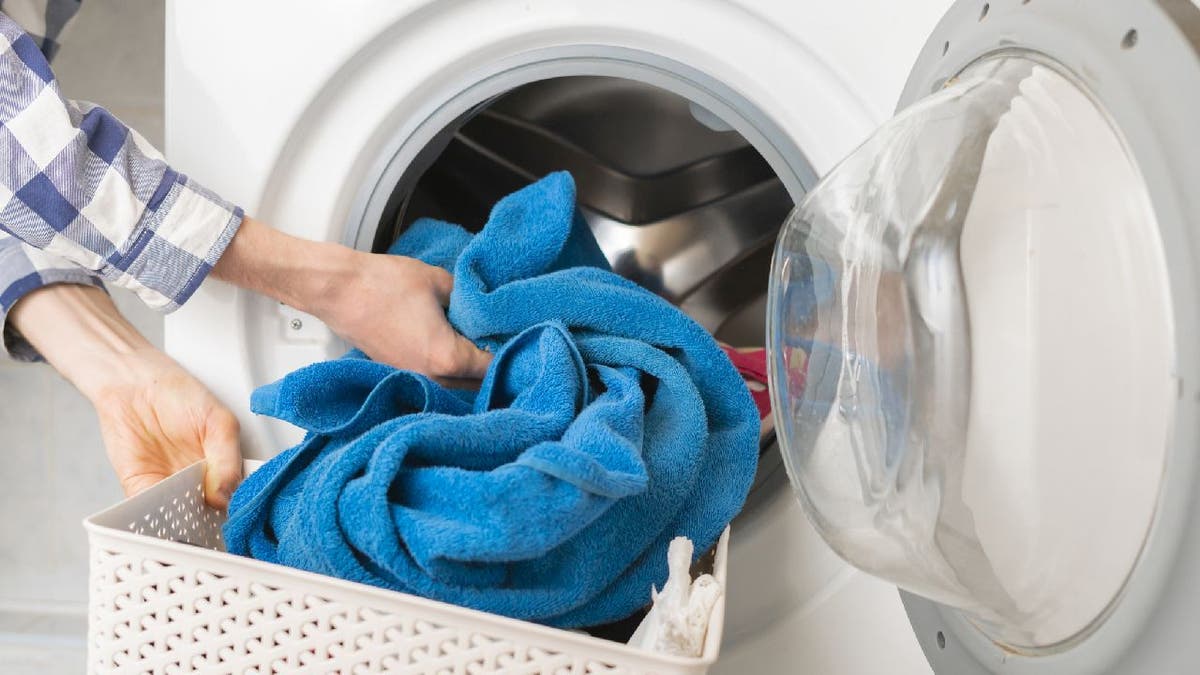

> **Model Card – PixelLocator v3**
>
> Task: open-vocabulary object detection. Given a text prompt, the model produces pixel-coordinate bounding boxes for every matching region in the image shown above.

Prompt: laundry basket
[84,460,729,674]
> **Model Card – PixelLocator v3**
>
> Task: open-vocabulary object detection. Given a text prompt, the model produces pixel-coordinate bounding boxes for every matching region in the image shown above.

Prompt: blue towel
[222,172,759,628]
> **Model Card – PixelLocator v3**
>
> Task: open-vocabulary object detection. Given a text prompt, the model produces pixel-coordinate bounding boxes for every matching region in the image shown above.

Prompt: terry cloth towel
[222,172,760,628]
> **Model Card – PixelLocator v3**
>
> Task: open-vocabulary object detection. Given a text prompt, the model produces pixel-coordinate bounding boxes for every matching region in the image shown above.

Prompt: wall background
[0,1,166,672]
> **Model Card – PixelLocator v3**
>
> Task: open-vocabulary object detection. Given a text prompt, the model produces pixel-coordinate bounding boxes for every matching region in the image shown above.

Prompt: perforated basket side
[84,461,725,674]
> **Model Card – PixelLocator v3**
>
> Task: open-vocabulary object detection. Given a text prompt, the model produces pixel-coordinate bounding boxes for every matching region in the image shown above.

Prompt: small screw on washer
[290,318,303,331]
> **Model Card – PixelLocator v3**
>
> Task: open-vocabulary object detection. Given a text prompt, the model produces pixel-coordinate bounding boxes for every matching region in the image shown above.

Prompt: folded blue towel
[223,172,759,628]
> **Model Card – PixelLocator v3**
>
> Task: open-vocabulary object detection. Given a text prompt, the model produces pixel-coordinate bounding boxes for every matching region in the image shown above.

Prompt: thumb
[202,409,243,510]
[451,334,493,380]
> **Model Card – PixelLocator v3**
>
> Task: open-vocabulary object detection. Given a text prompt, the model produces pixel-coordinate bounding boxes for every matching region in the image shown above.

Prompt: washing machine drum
[766,0,1200,671]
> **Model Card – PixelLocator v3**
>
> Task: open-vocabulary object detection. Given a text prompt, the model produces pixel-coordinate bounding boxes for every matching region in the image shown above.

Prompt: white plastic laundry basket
[84,461,729,674]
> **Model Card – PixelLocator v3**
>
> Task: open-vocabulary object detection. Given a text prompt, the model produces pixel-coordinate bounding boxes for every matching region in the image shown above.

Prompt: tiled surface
[0,1,166,672]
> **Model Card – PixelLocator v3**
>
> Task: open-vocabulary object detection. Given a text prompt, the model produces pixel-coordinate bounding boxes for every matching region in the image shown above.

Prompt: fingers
[426,270,491,379]
[202,409,243,510]
[323,255,491,380]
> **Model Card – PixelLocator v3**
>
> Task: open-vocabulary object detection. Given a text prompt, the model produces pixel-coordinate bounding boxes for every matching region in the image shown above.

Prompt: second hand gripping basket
[84,460,730,674]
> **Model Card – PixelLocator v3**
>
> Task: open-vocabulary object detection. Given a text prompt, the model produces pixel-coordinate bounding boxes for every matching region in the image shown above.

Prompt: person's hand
[88,349,242,507]
[315,252,492,380]
[9,285,242,508]
[212,216,492,381]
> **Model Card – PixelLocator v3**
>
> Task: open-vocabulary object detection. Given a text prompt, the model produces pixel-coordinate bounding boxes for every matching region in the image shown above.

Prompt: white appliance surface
[164,2,953,672]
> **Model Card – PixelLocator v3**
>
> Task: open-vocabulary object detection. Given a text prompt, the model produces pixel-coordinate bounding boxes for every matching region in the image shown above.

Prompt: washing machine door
[766,0,1200,671]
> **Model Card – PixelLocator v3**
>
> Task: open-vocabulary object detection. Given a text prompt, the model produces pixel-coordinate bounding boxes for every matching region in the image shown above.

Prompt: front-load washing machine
[163,1,1200,672]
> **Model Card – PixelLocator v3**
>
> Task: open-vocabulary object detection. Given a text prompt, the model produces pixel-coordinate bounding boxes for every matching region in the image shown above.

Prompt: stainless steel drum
[373,75,792,501]
[378,76,791,346]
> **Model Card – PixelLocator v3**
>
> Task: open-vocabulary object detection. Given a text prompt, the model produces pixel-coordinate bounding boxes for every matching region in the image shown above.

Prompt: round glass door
[767,53,1175,651]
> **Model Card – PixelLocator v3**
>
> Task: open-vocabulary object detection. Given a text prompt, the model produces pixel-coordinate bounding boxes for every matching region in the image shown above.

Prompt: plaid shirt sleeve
[0,6,244,361]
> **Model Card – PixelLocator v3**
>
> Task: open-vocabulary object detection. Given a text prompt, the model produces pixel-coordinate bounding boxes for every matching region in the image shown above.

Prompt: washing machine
[163,0,1200,673]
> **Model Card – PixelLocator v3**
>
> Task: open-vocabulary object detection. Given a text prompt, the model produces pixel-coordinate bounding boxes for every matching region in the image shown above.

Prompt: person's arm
[8,282,242,508]
[0,3,242,507]
[0,12,490,378]
[0,236,243,507]
[211,217,492,380]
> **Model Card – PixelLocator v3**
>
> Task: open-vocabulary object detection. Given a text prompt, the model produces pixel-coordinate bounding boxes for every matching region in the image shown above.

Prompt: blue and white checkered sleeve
[0,12,244,313]
[0,229,103,360]
[0,2,93,362]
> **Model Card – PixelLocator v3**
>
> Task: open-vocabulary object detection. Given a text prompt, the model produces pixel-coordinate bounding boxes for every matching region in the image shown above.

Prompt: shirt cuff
[104,173,244,312]
[0,272,106,362]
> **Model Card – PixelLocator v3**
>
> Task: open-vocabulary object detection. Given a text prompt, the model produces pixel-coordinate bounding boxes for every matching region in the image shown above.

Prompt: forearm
[211,215,352,316]
[211,215,490,379]
[8,284,154,400]
[10,281,244,507]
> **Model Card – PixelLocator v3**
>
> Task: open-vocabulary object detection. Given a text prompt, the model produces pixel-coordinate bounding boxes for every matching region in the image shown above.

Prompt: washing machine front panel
[765,0,1200,672]
[164,0,950,463]
[164,3,950,674]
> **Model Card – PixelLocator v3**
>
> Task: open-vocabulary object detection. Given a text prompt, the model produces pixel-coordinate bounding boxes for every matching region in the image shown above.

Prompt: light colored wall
[0,1,165,672]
